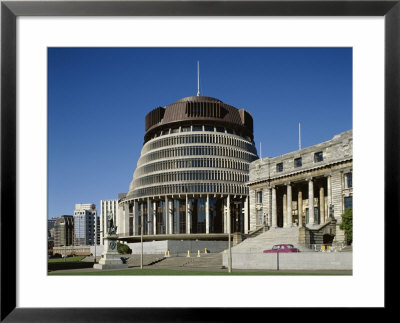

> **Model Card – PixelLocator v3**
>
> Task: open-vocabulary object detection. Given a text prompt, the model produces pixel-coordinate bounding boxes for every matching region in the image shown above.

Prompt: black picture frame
[1,0,397,321]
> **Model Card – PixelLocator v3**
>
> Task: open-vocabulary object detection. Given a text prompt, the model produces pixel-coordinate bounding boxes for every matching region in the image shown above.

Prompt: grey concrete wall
[168,240,228,254]
[128,241,168,254]
[92,240,229,256]
[90,245,104,257]
[128,240,228,255]
[222,252,352,270]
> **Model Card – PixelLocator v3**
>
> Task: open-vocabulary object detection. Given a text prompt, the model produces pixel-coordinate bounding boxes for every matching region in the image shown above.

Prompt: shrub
[117,242,132,255]
[339,207,352,245]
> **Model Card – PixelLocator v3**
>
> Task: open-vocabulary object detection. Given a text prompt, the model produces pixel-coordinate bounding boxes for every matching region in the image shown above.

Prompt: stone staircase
[246,225,268,238]
[231,227,311,253]
[124,254,166,267]
[298,219,338,247]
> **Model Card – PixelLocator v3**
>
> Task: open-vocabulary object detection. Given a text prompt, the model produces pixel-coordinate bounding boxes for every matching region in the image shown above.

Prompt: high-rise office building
[73,204,98,246]
[54,215,74,247]
[48,217,58,244]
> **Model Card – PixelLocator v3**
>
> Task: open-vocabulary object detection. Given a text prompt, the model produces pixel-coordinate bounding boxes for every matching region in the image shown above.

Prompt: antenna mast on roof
[197,61,200,96]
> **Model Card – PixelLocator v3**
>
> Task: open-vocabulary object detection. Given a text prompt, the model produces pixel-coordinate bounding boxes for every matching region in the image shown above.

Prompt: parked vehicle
[263,244,300,253]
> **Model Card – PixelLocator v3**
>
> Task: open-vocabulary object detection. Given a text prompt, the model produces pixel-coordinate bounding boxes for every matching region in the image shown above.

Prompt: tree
[340,207,352,245]
[117,242,132,255]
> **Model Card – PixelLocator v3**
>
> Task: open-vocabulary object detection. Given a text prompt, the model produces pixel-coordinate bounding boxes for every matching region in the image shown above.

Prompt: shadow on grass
[48,262,95,272]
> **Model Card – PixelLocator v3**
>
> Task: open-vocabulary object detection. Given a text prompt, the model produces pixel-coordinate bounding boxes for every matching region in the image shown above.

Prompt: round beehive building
[118,95,258,241]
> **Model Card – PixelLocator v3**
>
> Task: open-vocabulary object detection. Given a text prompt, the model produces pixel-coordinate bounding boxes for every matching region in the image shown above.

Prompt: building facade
[48,217,58,247]
[73,204,99,246]
[54,215,74,247]
[118,95,258,241]
[99,199,119,245]
[248,130,352,244]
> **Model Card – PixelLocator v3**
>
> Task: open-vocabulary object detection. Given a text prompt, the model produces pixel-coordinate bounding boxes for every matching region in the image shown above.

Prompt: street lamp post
[141,209,144,269]
[94,235,96,264]
[228,195,232,273]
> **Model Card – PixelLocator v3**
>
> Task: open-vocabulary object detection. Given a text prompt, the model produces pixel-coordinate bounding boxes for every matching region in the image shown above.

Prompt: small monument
[93,211,128,270]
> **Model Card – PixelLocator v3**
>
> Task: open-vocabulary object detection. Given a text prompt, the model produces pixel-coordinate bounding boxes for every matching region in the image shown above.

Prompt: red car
[263,244,300,253]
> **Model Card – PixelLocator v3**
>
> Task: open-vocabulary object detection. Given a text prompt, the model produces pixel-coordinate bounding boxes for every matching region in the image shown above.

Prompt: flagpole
[299,122,301,150]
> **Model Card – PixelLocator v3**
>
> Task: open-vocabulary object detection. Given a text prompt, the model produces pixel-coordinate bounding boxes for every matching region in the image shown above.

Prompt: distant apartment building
[99,199,118,245]
[48,217,58,230]
[48,217,58,243]
[54,215,74,247]
[73,204,98,246]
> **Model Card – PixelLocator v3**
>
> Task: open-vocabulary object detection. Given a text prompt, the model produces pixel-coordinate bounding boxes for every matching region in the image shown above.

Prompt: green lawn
[48,256,86,263]
[48,268,351,276]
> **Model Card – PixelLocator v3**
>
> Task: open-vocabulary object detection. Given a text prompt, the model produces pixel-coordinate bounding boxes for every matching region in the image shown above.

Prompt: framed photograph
[1,0,397,321]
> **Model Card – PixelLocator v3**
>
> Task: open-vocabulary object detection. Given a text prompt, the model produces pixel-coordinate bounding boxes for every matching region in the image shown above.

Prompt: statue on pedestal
[93,210,127,270]
[107,211,117,235]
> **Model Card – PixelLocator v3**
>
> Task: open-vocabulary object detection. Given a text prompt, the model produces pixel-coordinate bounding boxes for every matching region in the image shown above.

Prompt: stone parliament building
[115,93,352,248]
[248,130,352,245]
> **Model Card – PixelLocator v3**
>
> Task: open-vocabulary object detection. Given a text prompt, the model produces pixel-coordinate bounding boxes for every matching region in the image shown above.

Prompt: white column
[227,195,231,234]
[123,201,130,237]
[267,187,272,227]
[325,199,328,223]
[186,195,191,234]
[272,186,277,228]
[283,193,287,227]
[134,201,139,235]
[206,194,210,234]
[327,174,332,206]
[117,202,123,237]
[175,200,179,234]
[320,186,325,224]
[114,202,118,232]
[227,194,232,272]
[140,202,144,236]
[244,196,249,234]
[153,201,157,235]
[223,197,227,233]
[308,178,315,225]
[147,197,152,235]
[298,191,303,227]
[286,183,292,227]
[168,199,173,234]
[165,196,169,234]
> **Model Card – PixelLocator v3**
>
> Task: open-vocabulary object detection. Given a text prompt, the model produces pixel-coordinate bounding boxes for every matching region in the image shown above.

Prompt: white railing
[306,243,347,252]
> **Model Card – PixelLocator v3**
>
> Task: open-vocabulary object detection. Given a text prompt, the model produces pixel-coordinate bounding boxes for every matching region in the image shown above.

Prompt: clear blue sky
[48,47,352,219]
